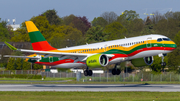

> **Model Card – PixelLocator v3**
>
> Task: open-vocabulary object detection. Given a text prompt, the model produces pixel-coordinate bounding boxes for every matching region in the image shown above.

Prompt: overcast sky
[0,0,179,24]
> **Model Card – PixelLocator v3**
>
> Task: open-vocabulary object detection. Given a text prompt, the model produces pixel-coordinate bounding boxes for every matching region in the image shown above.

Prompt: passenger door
[146,37,152,48]
[104,44,107,52]
[49,57,53,63]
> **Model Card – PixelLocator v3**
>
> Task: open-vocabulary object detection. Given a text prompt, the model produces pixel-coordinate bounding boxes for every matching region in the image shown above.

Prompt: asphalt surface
[0,84,180,92]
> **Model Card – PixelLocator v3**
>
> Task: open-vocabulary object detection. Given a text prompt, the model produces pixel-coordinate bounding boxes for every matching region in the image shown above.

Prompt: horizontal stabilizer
[3,55,40,59]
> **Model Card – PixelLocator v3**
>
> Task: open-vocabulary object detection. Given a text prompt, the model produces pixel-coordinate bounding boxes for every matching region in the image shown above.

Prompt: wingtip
[4,42,17,51]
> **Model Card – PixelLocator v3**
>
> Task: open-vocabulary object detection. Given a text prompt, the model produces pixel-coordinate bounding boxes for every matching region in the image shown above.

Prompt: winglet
[4,42,17,50]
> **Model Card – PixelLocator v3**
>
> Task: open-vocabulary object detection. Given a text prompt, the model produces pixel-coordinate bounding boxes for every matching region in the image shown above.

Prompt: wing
[17,49,114,57]
[4,42,114,61]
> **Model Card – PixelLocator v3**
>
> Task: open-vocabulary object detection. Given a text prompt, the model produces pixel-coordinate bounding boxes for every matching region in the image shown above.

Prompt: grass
[0,91,179,101]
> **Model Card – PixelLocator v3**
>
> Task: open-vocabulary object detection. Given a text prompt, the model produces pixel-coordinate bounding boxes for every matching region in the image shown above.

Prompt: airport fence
[0,70,180,82]
[41,71,180,82]
[0,70,41,75]
[79,72,180,82]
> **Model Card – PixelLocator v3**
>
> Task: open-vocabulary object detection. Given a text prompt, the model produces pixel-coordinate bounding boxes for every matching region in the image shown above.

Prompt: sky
[0,0,180,24]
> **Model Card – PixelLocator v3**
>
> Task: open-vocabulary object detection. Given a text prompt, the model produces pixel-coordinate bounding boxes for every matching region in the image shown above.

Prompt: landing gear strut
[84,67,93,76]
[159,53,166,72]
[112,64,121,75]
[161,56,166,66]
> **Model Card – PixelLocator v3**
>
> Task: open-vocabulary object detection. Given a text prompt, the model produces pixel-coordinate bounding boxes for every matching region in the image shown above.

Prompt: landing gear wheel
[84,69,93,76]
[88,70,93,76]
[112,69,117,75]
[116,69,121,75]
[161,62,166,66]
[84,70,89,76]
[112,69,121,75]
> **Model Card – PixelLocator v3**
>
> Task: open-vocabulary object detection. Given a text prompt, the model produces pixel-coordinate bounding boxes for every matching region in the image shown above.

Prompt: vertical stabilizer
[25,21,56,51]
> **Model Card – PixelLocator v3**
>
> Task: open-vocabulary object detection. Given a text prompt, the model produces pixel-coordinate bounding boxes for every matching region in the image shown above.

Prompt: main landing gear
[112,64,121,75]
[84,67,93,76]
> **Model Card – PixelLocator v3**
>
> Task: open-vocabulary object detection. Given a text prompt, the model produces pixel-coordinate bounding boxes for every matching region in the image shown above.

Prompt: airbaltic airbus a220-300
[5,21,177,76]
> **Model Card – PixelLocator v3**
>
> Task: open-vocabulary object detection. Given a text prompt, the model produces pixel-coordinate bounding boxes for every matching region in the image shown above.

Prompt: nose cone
[172,41,177,48]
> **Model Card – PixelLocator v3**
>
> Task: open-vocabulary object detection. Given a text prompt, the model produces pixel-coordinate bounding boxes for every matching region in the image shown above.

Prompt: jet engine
[86,54,109,68]
[131,56,153,67]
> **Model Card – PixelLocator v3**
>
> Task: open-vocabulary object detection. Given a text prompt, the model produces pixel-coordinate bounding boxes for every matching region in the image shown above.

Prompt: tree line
[0,9,180,72]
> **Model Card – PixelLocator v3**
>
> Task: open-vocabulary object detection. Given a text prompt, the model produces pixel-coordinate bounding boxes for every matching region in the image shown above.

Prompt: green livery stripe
[28,31,46,43]
[102,43,176,54]
[39,57,59,62]
[102,49,126,54]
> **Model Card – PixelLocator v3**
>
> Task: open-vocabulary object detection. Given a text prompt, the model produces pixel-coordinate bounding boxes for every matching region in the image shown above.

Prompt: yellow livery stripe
[49,40,175,54]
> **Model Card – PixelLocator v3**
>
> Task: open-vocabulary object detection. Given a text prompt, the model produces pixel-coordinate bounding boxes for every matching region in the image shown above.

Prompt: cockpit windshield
[162,38,171,41]
[157,38,171,42]
[157,38,162,42]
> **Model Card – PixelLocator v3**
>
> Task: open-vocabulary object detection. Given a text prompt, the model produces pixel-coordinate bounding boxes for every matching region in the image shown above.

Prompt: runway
[1,84,180,92]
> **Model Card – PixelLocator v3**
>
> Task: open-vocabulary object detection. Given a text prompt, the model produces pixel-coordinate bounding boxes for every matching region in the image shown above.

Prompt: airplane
[4,21,177,76]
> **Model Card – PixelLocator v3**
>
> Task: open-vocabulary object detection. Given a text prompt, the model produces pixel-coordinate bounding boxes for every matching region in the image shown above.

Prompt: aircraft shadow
[31,84,173,88]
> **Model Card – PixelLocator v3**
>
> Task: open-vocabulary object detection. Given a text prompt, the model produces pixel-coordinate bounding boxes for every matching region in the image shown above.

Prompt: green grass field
[0,91,179,101]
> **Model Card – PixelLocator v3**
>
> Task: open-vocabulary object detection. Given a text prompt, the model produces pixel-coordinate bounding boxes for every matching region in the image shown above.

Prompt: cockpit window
[157,38,162,42]
[162,38,171,41]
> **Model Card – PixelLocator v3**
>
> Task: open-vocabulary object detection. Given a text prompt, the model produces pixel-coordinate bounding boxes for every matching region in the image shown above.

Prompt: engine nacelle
[131,56,154,67]
[86,54,109,67]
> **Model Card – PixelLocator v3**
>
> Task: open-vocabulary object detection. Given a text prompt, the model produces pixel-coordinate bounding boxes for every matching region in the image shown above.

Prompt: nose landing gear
[159,53,166,66]
[161,56,166,66]
[159,53,167,72]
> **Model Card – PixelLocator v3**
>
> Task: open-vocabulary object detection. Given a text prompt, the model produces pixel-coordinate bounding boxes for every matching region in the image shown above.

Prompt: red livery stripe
[128,47,175,56]
[35,59,85,66]
[109,54,128,62]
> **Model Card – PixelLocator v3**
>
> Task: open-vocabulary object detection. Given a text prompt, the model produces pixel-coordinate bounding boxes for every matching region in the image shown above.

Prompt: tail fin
[25,21,56,51]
